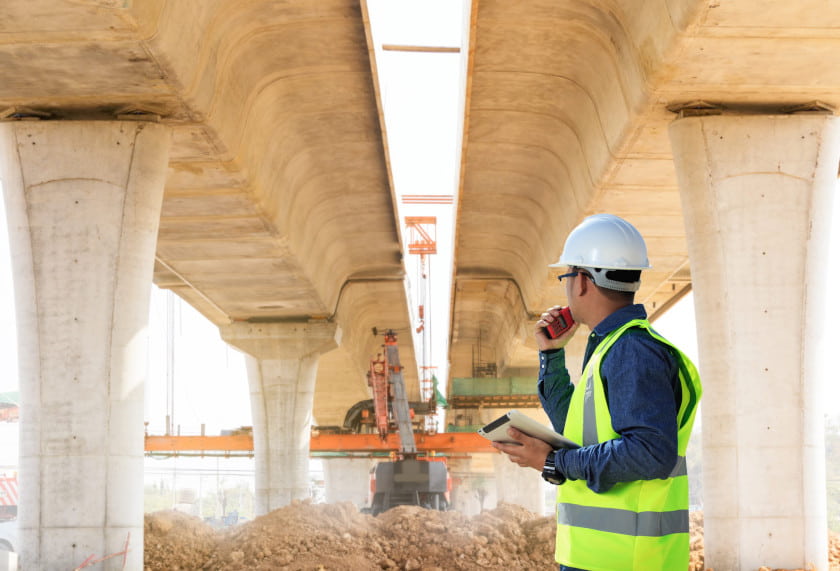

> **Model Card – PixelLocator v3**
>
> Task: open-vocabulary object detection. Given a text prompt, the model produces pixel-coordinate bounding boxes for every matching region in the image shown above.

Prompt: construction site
[140,319,840,571]
[143,506,840,571]
[3,0,840,569]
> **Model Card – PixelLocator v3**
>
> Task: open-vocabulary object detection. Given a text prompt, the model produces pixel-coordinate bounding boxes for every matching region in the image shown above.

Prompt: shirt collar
[591,303,648,337]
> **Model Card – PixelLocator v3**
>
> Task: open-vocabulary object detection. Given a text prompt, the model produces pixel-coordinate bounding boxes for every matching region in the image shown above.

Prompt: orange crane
[367,353,390,440]
[364,331,449,513]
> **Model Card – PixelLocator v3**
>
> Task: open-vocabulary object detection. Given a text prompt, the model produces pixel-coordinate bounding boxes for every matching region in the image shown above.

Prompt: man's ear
[577,273,590,296]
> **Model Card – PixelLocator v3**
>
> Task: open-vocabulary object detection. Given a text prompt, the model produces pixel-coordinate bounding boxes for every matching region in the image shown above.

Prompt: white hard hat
[549,214,651,291]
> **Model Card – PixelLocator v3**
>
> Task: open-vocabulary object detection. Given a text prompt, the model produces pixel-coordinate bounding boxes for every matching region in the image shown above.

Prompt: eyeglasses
[557,269,594,283]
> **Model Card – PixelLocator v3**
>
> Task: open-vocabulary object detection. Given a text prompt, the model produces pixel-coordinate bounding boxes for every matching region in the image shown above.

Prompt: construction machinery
[0,473,17,522]
[365,331,450,515]
[367,458,449,515]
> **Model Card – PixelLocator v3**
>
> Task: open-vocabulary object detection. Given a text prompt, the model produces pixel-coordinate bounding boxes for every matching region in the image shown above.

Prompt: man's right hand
[535,306,579,351]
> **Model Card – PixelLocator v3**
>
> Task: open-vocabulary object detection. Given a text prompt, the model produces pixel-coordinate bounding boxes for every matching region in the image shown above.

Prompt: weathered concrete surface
[0,120,170,571]
[221,321,341,515]
[453,0,840,378]
[453,2,840,569]
[0,0,420,427]
[2,0,839,441]
[3,1,840,568]
[0,3,418,568]
[670,114,840,571]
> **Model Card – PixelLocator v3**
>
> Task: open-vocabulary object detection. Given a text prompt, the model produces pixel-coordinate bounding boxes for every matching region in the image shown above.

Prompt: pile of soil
[145,501,555,570]
[145,509,218,569]
[144,501,840,570]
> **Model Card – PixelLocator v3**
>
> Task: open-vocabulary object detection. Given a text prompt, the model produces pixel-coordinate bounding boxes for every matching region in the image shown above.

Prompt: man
[493,214,702,571]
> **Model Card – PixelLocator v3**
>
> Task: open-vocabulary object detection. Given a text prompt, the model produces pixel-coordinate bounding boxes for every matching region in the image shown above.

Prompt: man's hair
[604,269,642,285]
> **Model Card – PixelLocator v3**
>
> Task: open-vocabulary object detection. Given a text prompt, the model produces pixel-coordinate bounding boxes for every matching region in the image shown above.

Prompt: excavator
[365,331,450,515]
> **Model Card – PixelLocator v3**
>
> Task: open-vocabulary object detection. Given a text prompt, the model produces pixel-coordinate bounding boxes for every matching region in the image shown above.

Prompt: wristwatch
[542,450,565,485]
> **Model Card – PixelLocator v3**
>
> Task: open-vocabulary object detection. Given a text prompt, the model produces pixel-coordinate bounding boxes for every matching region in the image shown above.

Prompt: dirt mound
[372,503,555,570]
[145,501,555,570]
[205,501,382,570]
[144,503,840,571]
[689,510,704,571]
[144,509,217,570]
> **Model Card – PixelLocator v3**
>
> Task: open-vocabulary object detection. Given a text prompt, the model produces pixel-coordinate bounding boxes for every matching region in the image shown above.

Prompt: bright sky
[367,0,465,394]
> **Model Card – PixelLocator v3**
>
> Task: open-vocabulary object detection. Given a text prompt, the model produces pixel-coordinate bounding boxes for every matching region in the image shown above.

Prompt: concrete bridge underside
[0,0,839,569]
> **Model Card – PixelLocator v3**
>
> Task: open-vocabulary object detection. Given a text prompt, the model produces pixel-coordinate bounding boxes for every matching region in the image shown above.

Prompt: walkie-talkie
[544,306,575,339]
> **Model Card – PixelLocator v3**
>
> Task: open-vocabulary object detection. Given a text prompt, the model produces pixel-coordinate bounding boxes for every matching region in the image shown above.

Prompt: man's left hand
[491,427,554,471]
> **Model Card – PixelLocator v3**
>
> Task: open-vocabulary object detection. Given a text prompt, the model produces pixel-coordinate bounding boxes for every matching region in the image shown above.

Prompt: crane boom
[383,331,416,454]
[367,355,390,439]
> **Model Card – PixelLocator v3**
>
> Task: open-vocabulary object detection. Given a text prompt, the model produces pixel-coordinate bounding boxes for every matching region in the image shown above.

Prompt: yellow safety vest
[555,318,702,571]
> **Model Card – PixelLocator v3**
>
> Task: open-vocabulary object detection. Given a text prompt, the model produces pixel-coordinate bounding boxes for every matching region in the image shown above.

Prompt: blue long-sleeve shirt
[539,304,682,493]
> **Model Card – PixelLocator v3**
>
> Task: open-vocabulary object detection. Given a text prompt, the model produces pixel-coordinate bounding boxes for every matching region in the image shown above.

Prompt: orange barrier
[144,432,495,455]
[310,432,494,454]
[144,434,253,452]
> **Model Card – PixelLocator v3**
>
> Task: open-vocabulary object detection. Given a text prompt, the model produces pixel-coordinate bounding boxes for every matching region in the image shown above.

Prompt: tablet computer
[477,409,580,449]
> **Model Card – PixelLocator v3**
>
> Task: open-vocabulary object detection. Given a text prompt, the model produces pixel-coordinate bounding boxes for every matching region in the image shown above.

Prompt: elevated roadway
[0,1,422,426]
[453,0,840,378]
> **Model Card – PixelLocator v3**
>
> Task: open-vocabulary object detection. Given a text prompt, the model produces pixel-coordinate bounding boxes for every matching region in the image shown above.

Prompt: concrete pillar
[322,457,376,508]
[221,322,340,514]
[0,121,170,570]
[490,451,545,514]
[477,409,545,514]
[669,113,840,570]
[447,456,491,516]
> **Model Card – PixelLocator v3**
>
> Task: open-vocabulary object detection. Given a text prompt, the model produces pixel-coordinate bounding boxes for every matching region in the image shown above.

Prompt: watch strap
[542,450,564,485]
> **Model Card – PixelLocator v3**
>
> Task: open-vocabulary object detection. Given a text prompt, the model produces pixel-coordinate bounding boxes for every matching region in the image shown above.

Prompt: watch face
[542,453,563,485]
[373,363,384,373]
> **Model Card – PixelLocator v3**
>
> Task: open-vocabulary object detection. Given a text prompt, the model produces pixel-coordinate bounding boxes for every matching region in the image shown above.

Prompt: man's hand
[491,428,554,471]
[535,305,579,351]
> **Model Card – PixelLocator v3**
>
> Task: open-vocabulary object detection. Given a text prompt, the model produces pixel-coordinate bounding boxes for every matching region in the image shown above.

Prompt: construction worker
[492,213,702,570]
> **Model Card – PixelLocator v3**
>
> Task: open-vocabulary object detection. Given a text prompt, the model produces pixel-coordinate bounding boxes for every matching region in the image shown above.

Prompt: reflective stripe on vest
[555,318,702,570]
[557,503,689,536]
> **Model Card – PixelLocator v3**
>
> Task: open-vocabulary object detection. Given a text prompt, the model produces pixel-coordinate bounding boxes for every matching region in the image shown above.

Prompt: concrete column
[447,456,492,516]
[669,113,840,570]
[477,409,545,514]
[0,121,171,570]
[490,451,545,514]
[221,322,340,515]
[322,457,376,508]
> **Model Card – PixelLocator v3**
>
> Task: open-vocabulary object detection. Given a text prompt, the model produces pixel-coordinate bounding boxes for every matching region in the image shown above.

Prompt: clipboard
[477,409,580,449]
